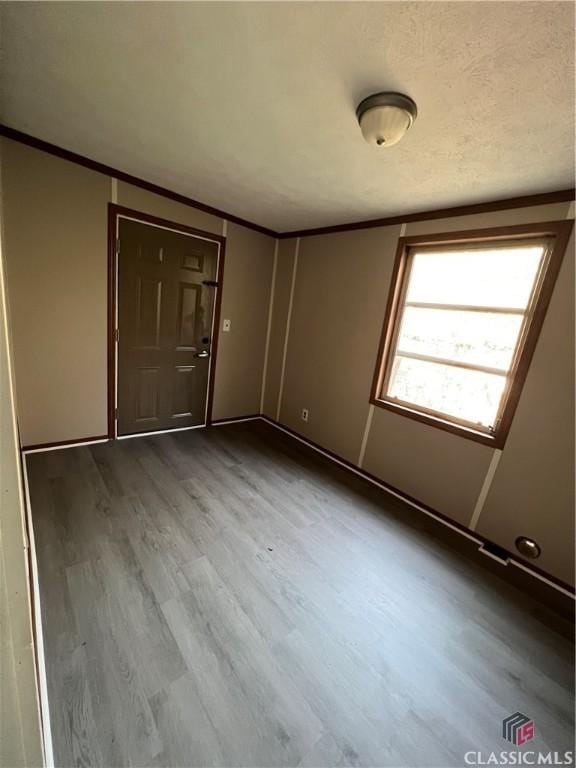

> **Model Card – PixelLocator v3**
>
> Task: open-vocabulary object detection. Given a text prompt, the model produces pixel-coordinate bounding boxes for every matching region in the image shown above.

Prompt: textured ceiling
[0,2,574,231]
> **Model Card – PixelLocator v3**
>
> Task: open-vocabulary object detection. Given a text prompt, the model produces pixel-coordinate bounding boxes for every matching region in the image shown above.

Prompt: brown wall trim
[206,238,226,426]
[1,124,573,241]
[107,204,117,439]
[258,415,575,598]
[22,435,109,452]
[280,189,575,239]
[111,205,228,243]
[108,204,226,437]
[210,414,261,425]
[0,124,277,238]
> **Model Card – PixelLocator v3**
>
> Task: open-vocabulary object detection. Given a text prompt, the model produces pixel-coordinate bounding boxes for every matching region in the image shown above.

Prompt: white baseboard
[22,455,54,767]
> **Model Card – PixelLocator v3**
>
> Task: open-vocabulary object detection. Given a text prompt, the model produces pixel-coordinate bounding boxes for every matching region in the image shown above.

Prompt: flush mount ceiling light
[356,92,418,148]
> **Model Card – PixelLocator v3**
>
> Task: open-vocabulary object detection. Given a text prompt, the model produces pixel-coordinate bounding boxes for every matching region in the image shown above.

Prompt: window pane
[387,356,506,427]
[397,307,524,370]
[406,246,543,309]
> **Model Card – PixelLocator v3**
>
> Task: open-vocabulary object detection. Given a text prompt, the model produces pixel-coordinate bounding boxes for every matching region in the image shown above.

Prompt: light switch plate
[223,319,231,332]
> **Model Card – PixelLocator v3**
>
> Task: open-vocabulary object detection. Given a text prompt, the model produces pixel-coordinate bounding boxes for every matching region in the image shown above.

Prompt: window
[371,221,573,447]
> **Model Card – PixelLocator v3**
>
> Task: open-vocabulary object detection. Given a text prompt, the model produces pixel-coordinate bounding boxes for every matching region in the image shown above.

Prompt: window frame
[370,220,574,448]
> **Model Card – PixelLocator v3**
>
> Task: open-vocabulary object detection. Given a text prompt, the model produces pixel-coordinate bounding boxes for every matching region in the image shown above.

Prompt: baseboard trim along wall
[21,455,55,767]
[258,415,575,601]
[117,424,208,441]
[211,415,261,426]
[19,417,575,601]
[22,435,110,454]
[20,417,262,452]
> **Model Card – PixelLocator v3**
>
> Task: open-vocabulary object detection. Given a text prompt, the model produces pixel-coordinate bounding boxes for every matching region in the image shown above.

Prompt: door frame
[107,203,226,439]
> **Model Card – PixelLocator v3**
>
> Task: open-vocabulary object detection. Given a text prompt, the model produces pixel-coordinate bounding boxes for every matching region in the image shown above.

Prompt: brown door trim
[107,204,226,439]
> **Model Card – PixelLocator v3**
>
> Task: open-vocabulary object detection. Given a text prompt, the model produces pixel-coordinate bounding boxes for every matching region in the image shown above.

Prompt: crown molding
[0,124,277,238]
[279,189,575,238]
[1,124,573,240]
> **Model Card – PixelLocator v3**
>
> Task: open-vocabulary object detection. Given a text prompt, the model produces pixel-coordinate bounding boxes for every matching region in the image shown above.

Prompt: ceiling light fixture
[356,92,417,148]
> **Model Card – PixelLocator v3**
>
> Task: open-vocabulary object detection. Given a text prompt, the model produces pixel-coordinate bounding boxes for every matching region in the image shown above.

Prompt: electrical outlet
[301,408,309,422]
[222,319,231,332]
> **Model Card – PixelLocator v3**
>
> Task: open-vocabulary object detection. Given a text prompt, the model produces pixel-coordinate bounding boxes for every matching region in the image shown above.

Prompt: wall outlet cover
[301,408,309,422]
[223,319,231,332]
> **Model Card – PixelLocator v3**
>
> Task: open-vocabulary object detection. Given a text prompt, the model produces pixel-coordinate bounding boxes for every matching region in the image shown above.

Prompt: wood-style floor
[28,421,574,768]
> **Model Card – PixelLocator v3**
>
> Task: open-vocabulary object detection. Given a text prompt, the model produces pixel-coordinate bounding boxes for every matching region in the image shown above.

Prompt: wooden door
[117,218,219,436]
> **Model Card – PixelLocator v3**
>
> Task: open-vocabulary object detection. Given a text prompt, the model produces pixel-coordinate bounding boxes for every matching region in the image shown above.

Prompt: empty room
[1,2,574,767]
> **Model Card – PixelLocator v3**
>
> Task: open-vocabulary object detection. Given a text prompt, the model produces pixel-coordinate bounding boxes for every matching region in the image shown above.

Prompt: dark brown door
[117,218,219,436]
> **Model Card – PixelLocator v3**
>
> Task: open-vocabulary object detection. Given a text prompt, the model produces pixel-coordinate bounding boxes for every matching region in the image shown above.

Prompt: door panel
[177,283,202,348]
[182,250,204,272]
[136,277,162,348]
[171,366,198,417]
[117,218,219,436]
[136,367,161,422]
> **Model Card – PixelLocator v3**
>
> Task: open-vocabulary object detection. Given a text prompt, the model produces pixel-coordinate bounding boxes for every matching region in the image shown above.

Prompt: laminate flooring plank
[149,672,227,768]
[117,495,195,605]
[297,733,349,768]
[54,645,105,768]
[201,532,295,645]
[95,533,187,698]
[173,557,323,758]
[66,557,163,766]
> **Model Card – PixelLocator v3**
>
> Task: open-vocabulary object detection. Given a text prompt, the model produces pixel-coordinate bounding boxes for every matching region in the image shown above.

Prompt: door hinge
[114,328,119,342]
[116,238,120,255]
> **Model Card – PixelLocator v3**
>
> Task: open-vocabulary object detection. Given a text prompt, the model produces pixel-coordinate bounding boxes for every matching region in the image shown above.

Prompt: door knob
[194,350,210,358]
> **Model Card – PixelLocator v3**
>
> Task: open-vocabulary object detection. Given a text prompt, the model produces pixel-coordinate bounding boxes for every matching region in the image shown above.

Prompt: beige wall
[363,408,493,526]
[212,221,274,419]
[0,167,43,767]
[266,202,575,585]
[2,140,110,446]
[279,227,401,464]
[1,139,275,445]
[476,229,575,585]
